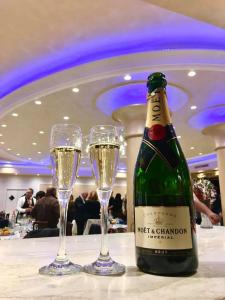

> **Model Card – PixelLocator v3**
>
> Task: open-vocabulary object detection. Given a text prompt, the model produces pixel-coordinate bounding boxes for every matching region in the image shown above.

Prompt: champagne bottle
[134,72,198,276]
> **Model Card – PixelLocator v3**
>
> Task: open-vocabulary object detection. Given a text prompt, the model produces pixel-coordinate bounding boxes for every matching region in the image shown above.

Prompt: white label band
[135,206,193,250]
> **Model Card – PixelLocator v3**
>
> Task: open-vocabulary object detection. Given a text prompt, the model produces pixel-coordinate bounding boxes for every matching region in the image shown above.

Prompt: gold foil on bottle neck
[146,88,171,128]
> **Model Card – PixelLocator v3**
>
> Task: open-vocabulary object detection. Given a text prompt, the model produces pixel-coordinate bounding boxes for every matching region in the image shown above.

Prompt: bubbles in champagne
[89,143,119,190]
[51,146,81,191]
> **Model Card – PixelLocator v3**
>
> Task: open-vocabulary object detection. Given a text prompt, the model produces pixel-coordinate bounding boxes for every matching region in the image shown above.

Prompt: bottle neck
[146,87,171,128]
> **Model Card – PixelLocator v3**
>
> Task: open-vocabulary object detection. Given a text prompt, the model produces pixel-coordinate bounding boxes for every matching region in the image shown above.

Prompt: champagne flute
[39,124,82,276]
[83,125,125,276]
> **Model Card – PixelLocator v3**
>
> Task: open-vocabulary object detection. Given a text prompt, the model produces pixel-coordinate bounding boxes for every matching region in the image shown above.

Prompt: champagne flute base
[83,254,125,276]
[39,259,82,276]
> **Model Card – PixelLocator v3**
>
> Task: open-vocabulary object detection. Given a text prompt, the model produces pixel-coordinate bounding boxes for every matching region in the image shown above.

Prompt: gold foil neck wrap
[146,88,171,128]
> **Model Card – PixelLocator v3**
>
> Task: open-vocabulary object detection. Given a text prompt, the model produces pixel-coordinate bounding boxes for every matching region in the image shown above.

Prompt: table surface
[1,226,225,300]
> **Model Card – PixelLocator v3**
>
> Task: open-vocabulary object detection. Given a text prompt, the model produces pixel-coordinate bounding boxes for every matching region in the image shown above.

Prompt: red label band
[148,124,166,141]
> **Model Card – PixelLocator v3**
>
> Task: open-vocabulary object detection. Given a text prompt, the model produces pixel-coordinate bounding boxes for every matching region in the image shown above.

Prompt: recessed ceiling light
[7,148,11,151]
[39,131,45,134]
[72,87,79,93]
[190,146,195,150]
[1,124,7,128]
[0,134,2,137]
[37,174,40,176]
[100,126,105,130]
[190,105,197,110]
[35,100,42,105]
[12,113,18,117]
[32,142,37,146]
[0,141,5,144]
[64,116,70,120]
[37,151,42,154]
[28,157,32,160]
[198,152,203,155]
[124,74,132,81]
[82,161,85,164]
[177,136,181,139]
[187,70,196,77]
[16,153,20,156]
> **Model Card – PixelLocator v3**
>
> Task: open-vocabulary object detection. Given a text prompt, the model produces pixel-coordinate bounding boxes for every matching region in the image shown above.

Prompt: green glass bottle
[134,72,198,276]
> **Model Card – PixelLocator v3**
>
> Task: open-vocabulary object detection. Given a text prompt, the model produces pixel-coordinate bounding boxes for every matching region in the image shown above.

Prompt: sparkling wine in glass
[83,125,125,276]
[39,124,82,276]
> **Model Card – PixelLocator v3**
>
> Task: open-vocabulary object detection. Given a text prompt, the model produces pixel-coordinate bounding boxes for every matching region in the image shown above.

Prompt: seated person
[0,211,9,228]
[24,227,59,239]
[31,187,59,228]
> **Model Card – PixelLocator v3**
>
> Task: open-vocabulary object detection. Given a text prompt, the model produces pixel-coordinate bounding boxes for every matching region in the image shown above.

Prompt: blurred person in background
[193,188,220,225]
[211,186,223,225]
[31,187,59,228]
[108,193,126,223]
[35,191,45,201]
[0,211,9,228]
[74,192,88,235]
[86,191,100,220]
[67,194,76,223]
[16,188,36,217]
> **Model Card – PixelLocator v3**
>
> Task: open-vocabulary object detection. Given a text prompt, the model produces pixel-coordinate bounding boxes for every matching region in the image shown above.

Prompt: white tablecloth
[0,227,225,299]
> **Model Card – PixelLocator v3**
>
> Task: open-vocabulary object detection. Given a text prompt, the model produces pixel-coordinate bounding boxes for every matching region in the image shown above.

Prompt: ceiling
[0,0,225,176]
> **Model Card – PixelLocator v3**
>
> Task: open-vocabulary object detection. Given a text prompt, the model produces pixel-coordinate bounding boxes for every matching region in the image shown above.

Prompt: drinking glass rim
[90,125,117,133]
[50,123,82,150]
[51,123,82,132]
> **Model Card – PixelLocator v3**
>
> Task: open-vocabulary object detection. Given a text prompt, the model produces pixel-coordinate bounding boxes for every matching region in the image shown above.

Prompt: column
[113,105,145,231]
[203,124,225,223]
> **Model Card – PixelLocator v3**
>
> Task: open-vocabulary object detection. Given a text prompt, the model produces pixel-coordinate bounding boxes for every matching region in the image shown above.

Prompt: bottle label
[138,126,179,171]
[146,88,171,128]
[135,206,193,250]
[139,88,180,169]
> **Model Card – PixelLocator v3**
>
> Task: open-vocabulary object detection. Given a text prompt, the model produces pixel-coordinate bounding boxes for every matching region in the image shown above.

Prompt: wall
[0,174,52,212]
[0,174,127,212]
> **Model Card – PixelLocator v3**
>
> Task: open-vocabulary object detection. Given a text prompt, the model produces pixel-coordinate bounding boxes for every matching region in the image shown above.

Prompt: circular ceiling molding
[1,49,225,118]
[189,105,225,131]
[96,82,188,116]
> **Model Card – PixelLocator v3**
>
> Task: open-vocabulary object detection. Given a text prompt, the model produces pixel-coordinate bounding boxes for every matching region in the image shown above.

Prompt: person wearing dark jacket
[31,187,59,228]
[108,193,123,219]
[67,194,76,223]
[74,192,88,235]
[86,191,100,220]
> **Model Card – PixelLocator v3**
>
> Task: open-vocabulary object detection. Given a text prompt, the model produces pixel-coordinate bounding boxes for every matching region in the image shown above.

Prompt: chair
[89,224,101,234]
[83,219,101,235]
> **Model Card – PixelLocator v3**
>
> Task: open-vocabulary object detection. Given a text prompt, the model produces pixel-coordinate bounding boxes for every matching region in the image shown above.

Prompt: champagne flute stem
[56,191,70,262]
[100,203,109,256]
[97,189,112,257]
